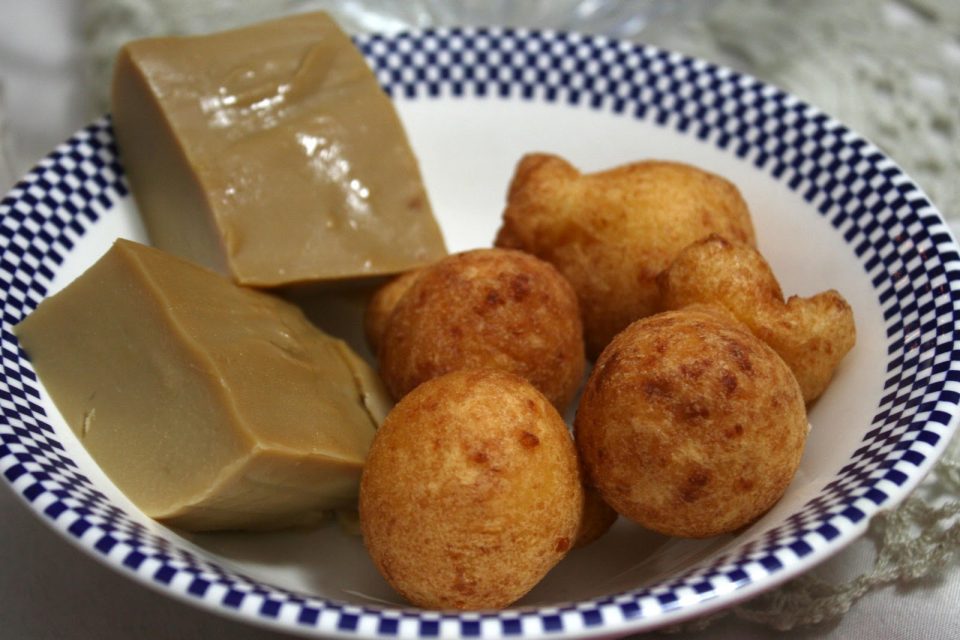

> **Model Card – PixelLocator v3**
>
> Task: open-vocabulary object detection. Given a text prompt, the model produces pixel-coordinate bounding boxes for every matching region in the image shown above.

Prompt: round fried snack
[495,154,756,358]
[378,248,585,411]
[658,235,856,403]
[360,369,583,610]
[573,485,618,548]
[364,268,423,354]
[575,308,807,538]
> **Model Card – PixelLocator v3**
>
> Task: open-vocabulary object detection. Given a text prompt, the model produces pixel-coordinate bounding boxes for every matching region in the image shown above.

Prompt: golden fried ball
[657,234,856,403]
[573,485,618,548]
[378,248,585,411]
[495,154,756,358]
[364,268,423,354]
[574,307,807,538]
[360,369,583,610]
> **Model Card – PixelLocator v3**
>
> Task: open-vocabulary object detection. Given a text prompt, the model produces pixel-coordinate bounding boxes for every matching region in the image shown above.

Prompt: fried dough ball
[378,248,585,411]
[658,235,856,403]
[360,369,583,610]
[573,485,618,548]
[364,268,422,354]
[574,307,807,538]
[495,154,756,358]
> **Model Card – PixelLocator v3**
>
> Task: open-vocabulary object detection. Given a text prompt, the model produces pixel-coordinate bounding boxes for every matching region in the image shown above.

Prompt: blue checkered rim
[1,26,958,638]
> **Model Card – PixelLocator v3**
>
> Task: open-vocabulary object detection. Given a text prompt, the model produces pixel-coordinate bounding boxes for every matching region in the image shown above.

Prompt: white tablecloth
[1,2,957,638]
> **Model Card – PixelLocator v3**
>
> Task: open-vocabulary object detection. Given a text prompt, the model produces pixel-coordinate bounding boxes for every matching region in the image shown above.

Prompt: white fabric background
[0,1,957,638]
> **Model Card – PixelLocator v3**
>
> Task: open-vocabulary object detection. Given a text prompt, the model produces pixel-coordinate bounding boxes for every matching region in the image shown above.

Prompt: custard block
[111,12,446,286]
[15,239,390,531]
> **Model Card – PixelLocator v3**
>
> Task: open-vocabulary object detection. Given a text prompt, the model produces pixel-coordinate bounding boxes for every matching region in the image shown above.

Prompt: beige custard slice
[111,11,446,286]
[15,239,390,532]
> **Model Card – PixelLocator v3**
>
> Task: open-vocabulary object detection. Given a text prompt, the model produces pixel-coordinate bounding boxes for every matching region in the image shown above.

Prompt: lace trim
[667,431,960,632]
[649,0,960,217]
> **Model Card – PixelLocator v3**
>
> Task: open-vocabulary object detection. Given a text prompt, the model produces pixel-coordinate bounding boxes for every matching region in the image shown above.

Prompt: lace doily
[648,0,960,221]
[664,432,960,633]
[80,0,960,632]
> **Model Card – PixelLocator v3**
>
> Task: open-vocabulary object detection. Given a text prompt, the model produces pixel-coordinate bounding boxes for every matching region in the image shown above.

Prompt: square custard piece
[16,240,391,531]
[112,12,446,286]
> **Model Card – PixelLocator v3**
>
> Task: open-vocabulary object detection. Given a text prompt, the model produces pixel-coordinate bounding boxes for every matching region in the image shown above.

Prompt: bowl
[1,27,958,638]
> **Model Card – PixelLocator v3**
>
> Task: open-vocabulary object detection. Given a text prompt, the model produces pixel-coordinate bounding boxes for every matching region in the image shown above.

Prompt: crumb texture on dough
[496,154,756,358]
[375,248,585,411]
[360,369,583,609]
[575,308,807,538]
[658,234,856,403]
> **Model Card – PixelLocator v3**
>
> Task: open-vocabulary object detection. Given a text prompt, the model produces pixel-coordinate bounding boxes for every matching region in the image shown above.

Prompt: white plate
[1,27,958,639]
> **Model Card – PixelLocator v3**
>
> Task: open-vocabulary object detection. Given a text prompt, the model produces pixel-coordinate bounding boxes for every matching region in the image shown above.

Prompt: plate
[1,27,959,639]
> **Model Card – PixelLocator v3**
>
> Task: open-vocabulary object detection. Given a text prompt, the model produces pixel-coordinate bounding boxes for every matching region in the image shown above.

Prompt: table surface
[1,2,958,639]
